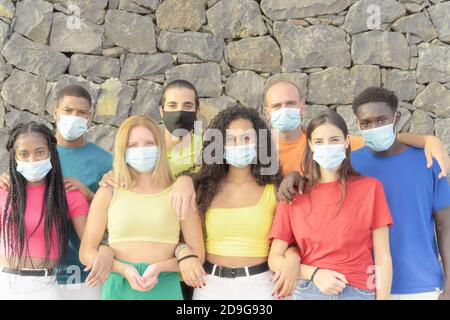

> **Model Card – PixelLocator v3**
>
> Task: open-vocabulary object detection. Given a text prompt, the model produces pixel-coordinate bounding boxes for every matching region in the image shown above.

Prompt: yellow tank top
[107,186,180,245]
[205,184,277,257]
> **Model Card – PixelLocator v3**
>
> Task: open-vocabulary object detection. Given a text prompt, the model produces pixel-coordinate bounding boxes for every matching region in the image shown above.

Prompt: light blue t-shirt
[57,143,112,284]
[351,146,450,294]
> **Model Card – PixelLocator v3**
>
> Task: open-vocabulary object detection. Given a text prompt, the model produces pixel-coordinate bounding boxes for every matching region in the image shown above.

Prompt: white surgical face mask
[361,119,397,152]
[57,115,88,141]
[312,144,346,171]
[125,146,159,173]
[270,108,302,132]
[16,158,52,182]
[224,143,257,168]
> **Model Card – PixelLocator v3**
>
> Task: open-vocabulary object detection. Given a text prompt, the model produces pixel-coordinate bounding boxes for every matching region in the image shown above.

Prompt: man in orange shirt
[263,81,449,178]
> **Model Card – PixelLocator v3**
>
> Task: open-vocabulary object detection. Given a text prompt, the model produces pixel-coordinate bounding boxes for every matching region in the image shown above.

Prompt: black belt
[204,261,269,278]
[0,267,55,277]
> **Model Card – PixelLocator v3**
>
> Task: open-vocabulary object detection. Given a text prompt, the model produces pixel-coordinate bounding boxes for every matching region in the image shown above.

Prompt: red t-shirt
[269,176,393,291]
[0,185,89,260]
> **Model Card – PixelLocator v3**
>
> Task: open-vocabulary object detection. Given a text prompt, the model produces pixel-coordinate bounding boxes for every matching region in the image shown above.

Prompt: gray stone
[4,108,53,130]
[0,56,12,82]
[0,0,14,19]
[392,12,437,43]
[435,118,450,158]
[307,66,381,105]
[384,70,417,101]
[69,54,121,82]
[1,70,47,115]
[274,22,351,71]
[2,33,70,81]
[198,95,237,128]
[428,2,450,43]
[0,99,4,128]
[260,0,357,20]
[265,73,309,103]
[0,20,8,49]
[177,54,202,64]
[0,128,9,171]
[352,31,410,70]
[50,13,103,54]
[105,10,156,54]
[227,36,281,73]
[156,0,207,32]
[206,0,267,38]
[120,53,173,81]
[102,47,127,58]
[130,80,163,122]
[48,0,108,24]
[158,30,224,62]
[336,105,359,135]
[343,0,406,34]
[93,79,135,126]
[166,63,222,98]
[225,71,265,109]
[397,107,412,132]
[87,125,117,153]
[410,110,435,135]
[46,74,101,115]
[14,0,53,44]
[413,82,450,118]
[417,44,450,84]
[303,105,329,127]
[118,0,159,13]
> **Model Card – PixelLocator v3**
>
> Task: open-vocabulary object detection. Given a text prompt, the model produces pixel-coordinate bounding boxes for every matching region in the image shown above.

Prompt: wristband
[310,267,321,283]
[177,254,198,264]
[175,243,190,258]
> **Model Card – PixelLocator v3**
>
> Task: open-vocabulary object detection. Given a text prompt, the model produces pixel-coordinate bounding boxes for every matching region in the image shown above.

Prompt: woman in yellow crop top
[179,106,282,300]
[80,116,205,300]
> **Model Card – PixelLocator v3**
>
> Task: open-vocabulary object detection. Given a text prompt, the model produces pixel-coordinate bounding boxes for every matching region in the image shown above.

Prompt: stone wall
[0,0,449,172]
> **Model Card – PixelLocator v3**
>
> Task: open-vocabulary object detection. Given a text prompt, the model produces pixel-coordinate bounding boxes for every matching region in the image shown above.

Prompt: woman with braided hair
[0,121,89,299]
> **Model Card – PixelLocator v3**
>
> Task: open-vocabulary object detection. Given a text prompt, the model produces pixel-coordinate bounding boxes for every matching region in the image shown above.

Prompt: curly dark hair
[193,106,282,216]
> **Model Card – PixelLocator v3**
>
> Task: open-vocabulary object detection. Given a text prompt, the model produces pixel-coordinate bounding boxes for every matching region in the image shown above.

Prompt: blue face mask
[125,146,159,173]
[16,158,52,182]
[312,144,346,171]
[224,143,257,168]
[58,115,88,141]
[270,108,302,132]
[361,122,396,152]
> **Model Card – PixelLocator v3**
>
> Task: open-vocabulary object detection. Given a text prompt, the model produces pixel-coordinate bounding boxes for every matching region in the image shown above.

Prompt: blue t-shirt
[351,146,450,294]
[56,143,112,285]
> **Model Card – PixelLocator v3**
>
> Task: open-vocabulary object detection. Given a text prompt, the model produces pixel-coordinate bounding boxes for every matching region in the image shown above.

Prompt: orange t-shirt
[268,176,393,291]
[277,133,364,176]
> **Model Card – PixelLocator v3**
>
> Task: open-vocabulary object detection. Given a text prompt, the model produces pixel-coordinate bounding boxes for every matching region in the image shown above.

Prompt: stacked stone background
[0,0,449,172]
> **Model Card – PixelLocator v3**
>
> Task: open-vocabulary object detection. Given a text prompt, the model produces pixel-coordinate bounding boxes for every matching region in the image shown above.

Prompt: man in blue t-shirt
[51,85,113,300]
[0,85,114,300]
[350,87,450,300]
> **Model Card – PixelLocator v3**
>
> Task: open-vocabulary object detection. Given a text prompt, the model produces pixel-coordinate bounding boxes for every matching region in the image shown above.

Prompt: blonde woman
[80,116,204,300]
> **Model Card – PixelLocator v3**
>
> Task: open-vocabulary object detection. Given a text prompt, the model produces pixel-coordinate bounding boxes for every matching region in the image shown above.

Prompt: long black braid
[1,122,69,270]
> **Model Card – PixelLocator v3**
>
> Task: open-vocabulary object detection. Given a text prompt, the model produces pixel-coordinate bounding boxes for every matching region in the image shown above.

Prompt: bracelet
[175,243,190,259]
[177,254,198,264]
[310,267,321,283]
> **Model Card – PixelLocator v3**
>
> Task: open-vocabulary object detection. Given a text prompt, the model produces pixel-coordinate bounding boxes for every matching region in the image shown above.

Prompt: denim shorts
[294,280,376,300]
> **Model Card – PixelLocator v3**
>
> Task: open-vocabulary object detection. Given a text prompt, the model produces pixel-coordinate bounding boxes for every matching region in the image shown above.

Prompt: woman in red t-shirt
[268,110,393,300]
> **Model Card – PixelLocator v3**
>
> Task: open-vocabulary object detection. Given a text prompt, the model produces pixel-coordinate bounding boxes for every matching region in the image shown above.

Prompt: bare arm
[79,186,112,267]
[435,206,450,300]
[372,226,392,300]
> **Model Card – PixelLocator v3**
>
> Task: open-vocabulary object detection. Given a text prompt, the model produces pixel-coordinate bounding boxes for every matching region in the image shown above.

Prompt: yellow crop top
[205,184,276,257]
[107,186,180,245]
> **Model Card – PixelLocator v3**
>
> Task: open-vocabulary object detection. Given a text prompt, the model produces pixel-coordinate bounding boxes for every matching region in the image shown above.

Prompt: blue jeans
[294,280,376,300]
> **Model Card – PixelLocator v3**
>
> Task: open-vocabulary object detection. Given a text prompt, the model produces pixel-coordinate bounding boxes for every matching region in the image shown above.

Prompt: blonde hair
[113,115,173,189]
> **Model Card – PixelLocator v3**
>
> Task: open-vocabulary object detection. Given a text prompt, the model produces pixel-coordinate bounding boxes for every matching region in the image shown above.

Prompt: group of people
[0,79,449,300]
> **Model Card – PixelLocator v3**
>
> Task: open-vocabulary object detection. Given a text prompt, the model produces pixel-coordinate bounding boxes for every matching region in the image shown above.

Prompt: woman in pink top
[0,122,89,300]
